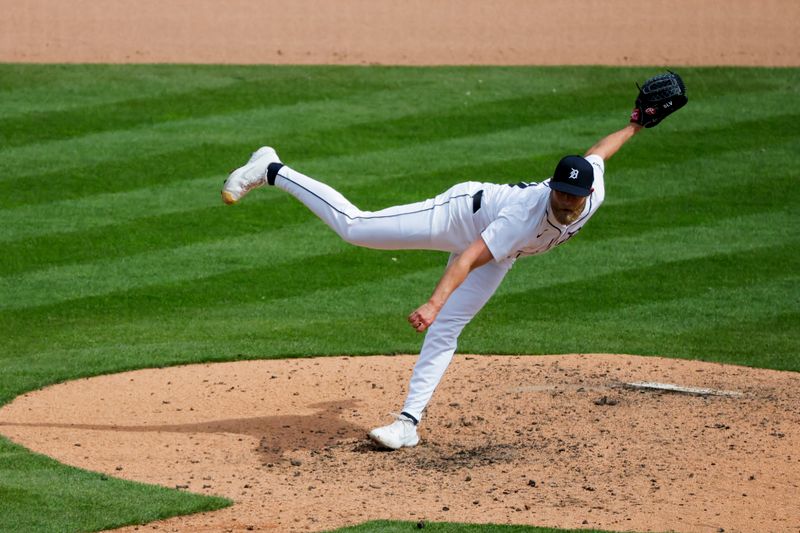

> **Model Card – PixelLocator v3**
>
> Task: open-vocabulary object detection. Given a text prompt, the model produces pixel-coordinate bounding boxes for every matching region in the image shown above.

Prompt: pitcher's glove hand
[630,71,687,128]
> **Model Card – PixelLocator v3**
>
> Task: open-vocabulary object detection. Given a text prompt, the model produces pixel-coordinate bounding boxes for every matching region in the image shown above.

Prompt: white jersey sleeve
[584,154,605,201]
[480,204,532,262]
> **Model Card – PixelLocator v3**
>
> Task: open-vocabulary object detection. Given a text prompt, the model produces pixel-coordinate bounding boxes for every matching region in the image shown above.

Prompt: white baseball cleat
[368,413,420,450]
[221,146,282,205]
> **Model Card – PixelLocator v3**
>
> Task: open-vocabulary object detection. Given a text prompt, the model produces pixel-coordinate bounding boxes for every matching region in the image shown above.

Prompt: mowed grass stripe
[469,276,798,369]
[0,118,600,242]
[0,69,409,148]
[495,244,795,319]
[0,222,357,311]
[1,63,789,149]
[1,68,791,184]
[4,103,795,244]
[0,64,533,119]
[3,93,795,212]
[0,76,560,208]
[0,154,552,275]
[0,142,246,209]
[0,67,588,179]
[1,206,791,356]
[0,182,791,313]
[2,134,794,278]
[0,64,246,118]
[227,210,797,326]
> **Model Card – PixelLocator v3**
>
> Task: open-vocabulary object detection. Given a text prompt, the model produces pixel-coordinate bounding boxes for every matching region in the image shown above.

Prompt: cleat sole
[221,190,237,205]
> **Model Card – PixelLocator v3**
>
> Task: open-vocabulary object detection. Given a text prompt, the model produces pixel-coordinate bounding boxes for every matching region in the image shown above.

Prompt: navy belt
[472,189,484,213]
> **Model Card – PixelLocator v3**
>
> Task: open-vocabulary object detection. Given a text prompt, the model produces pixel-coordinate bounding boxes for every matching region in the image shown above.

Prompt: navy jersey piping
[278,170,474,221]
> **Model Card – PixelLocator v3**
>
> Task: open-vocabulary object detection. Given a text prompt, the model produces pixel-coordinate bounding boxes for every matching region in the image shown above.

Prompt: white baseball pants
[274,166,511,422]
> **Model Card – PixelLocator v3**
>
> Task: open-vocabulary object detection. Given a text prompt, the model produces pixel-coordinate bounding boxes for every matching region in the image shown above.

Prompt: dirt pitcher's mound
[0,354,798,533]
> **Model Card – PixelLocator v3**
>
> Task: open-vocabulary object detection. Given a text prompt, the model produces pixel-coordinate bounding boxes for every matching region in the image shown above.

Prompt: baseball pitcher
[221,72,687,449]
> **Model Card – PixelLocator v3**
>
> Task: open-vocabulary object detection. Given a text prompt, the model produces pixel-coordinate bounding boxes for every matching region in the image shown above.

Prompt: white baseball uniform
[272,154,605,421]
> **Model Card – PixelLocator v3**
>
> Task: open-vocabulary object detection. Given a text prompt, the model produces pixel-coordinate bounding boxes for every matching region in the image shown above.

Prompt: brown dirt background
[1,2,799,533]
[1,0,799,65]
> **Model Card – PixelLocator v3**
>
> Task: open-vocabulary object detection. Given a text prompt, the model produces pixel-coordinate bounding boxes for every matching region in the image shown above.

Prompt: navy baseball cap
[549,155,594,197]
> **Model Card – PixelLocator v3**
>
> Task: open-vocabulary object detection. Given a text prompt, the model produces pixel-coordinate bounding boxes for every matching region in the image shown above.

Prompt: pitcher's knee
[340,222,379,247]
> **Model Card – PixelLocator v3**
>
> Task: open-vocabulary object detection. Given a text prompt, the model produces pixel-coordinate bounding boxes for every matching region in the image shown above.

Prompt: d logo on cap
[550,155,594,197]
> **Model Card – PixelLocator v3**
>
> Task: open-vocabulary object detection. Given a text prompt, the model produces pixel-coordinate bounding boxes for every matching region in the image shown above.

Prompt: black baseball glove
[630,71,687,128]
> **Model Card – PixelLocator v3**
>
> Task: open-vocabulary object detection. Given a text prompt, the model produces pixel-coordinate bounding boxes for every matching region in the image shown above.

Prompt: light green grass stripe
[36,208,787,342]
[497,209,796,295]
[0,65,586,119]
[0,75,563,178]
[0,175,222,242]
[585,276,799,337]
[234,209,795,322]
[1,118,792,244]
[40,251,795,366]
[482,276,799,364]
[0,185,792,313]
[0,81,787,179]
[0,222,352,310]
[1,116,593,241]
[0,67,240,118]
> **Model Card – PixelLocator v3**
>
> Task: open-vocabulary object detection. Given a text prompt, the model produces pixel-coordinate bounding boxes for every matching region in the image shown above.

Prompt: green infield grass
[0,64,797,532]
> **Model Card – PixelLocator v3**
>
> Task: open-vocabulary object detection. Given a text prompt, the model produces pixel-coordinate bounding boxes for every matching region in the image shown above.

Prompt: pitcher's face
[549,189,587,225]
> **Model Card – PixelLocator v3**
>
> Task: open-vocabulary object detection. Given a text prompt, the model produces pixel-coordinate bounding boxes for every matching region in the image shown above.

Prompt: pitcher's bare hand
[408,302,439,333]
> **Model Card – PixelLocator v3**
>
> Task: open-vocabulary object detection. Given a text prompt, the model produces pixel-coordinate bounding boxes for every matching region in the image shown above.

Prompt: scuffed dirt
[1,354,798,533]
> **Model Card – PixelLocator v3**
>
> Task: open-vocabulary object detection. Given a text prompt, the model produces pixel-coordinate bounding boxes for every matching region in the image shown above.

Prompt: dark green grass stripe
[6,85,797,208]
[463,280,799,370]
[1,216,792,360]
[0,155,783,278]
[0,83,617,206]
[673,311,800,370]
[282,83,625,157]
[592,175,796,239]
[4,247,434,325]
[489,244,797,318]
[0,249,439,360]
[3,64,791,150]
[0,72,403,148]
[0,142,245,209]
[0,154,554,275]
[618,114,800,171]
[0,64,246,115]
